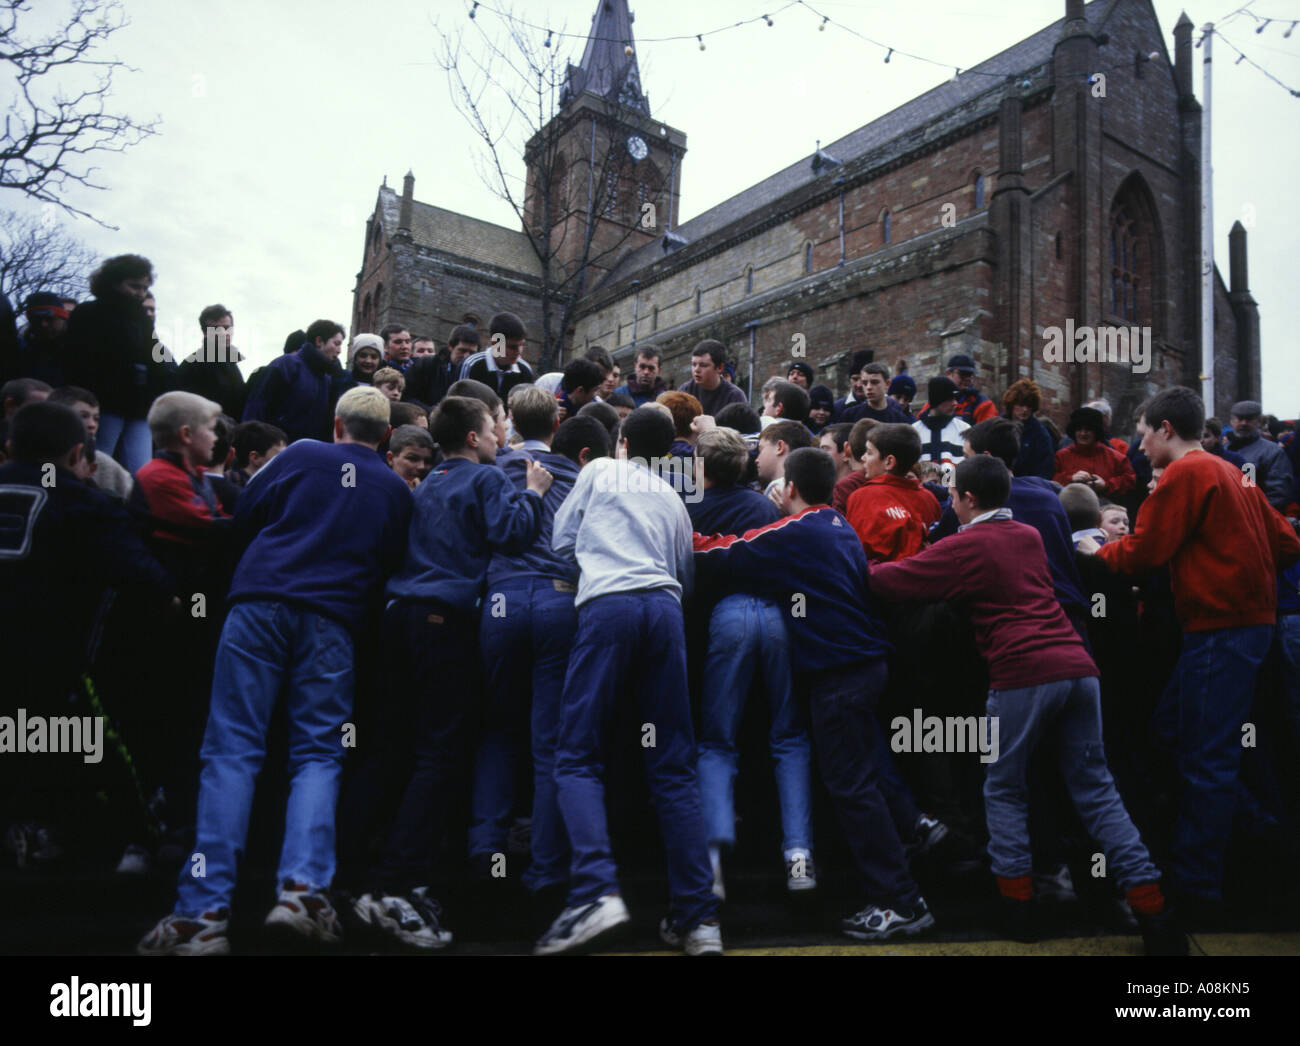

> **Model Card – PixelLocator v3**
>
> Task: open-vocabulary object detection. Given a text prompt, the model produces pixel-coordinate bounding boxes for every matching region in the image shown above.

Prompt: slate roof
[561,0,650,114]
[378,186,543,278]
[600,0,1118,288]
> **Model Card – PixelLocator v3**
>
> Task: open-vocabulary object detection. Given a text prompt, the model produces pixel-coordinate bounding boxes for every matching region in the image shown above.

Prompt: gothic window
[602,174,620,220]
[374,283,384,313]
[652,305,659,331]
[804,242,813,273]
[745,266,754,295]
[974,173,985,210]
[362,293,372,332]
[1110,206,1140,322]
[881,210,892,244]
[371,223,382,254]
[695,287,702,314]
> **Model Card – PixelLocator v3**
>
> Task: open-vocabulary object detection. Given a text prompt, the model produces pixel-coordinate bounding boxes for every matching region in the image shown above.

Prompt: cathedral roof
[600,0,1117,289]
[378,186,542,278]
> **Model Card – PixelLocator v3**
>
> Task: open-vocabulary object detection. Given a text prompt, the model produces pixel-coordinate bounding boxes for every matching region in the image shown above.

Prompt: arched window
[602,173,620,220]
[362,293,372,332]
[744,266,754,295]
[1110,206,1140,322]
[652,305,659,331]
[1054,231,1062,260]
[881,210,892,244]
[549,155,568,220]
[804,242,813,273]
[374,283,384,313]
[461,313,481,328]
[973,173,985,210]
[1107,174,1162,330]
[695,287,702,314]
[371,223,382,254]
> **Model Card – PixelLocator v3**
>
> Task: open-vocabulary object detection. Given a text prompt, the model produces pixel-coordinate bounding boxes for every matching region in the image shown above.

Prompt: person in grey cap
[349,333,384,385]
[1226,400,1295,512]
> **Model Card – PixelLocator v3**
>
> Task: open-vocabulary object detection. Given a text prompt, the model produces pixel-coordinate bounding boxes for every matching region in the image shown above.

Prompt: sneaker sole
[353,900,452,951]
[534,909,631,956]
[264,905,341,945]
[138,933,230,956]
[842,912,936,942]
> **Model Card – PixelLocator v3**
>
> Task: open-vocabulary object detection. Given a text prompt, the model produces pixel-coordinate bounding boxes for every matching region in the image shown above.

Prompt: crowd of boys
[3,281,1300,958]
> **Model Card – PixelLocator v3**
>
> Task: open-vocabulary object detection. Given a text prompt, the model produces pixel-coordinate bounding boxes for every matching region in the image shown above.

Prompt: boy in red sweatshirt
[1083,387,1300,919]
[845,423,940,562]
[1053,406,1135,497]
[870,455,1184,953]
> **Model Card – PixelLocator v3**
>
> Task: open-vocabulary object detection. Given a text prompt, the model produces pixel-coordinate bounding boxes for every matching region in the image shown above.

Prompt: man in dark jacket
[1226,400,1295,512]
[178,305,246,420]
[242,319,351,443]
[614,345,668,407]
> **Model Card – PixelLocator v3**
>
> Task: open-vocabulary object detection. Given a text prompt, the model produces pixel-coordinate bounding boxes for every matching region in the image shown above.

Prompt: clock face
[626,135,648,161]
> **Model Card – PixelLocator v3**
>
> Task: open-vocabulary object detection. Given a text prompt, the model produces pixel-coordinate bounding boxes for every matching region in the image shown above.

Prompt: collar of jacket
[299,341,338,376]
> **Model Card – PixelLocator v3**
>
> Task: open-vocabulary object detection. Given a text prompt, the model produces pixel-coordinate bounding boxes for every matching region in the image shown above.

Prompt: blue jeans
[471,575,578,891]
[555,590,717,931]
[1152,624,1274,900]
[176,601,353,916]
[97,413,152,474]
[984,675,1159,890]
[697,594,812,854]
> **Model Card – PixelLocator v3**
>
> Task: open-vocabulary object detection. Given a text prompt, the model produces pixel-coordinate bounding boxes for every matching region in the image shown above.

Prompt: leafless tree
[0,208,97,305]
[435,7,675,371]
[0,0,158,226]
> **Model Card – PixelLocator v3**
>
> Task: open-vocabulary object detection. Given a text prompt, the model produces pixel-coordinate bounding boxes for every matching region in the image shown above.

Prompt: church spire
[561,0,649,114]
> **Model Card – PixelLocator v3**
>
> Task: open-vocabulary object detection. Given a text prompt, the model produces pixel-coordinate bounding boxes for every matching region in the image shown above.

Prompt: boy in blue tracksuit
[138,386,412,955]
[351,395,553,950]
[693,447,935,941]
[470,398,611,909]
[535,407,721,956]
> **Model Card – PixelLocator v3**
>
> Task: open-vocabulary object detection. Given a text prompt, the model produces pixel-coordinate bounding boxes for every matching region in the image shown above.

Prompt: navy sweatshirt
[687,483,780,538]
[387,456,543,612]
[694,506,893,673]
[931,474,1086,611]
[229,440,412,628]
[487,447,581,586]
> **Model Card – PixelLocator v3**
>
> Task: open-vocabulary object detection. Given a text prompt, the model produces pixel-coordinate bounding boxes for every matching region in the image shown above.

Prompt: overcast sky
[10,0,1298,412]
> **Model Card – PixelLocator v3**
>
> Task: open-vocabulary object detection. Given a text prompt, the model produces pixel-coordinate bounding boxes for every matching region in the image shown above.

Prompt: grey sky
[11,0,1298,413]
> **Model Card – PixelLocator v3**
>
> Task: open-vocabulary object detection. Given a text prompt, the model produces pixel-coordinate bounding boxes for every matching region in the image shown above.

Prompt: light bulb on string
[764,14,773,27]
[884,48,892,63]
[544,29,552,48]
[697,34,705,51]
[1256,19,1269,34]
[469,1,477,18]
[1286,22,1296,39]
[819,17,828,32]
[1236,53,1245,63]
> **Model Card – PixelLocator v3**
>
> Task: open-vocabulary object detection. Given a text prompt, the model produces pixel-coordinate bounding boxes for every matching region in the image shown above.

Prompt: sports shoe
[659,917,724,955]
[115,844,151,876]
[1033,864,1077,903]
[264,880,342,944]
[353,888,452,950]
[785,849,817,892]
[137,909,231,956]
[906,814,949,859]
[534,893,630,956]
[1136,909,1188,956]
[841,898,935,941]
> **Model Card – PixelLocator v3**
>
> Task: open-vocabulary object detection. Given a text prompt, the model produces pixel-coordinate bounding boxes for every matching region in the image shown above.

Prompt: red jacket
[845,473,941,562]
[133,451,230,543]
[1053,441,1136,495]
[870,517,1098,691]
[1096,449,1300,632]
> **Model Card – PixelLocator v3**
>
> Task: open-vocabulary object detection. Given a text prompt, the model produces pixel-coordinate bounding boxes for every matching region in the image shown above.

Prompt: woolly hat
[927,375,959,406]
[946,353,977,374]
[349,333,383,364]
[850,349,874,374]
[787,360,815,384]
[1066,406,1106,439]
[808,384,835,410]
[889,374,917,400]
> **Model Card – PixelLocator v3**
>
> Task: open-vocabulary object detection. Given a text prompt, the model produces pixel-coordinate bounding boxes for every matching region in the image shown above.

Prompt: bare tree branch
[0,207,97,304]
[0,0,159,227]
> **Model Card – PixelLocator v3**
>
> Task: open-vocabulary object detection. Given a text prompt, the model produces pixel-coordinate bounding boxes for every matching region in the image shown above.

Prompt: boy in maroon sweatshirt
[871,455,1183,954]
[1084,387,1300,920]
